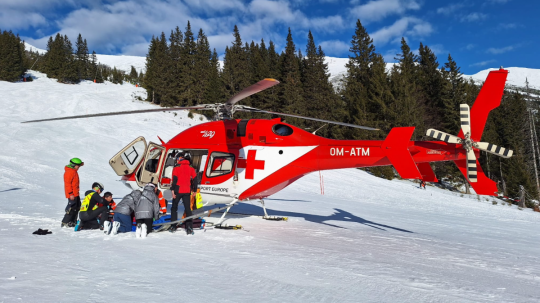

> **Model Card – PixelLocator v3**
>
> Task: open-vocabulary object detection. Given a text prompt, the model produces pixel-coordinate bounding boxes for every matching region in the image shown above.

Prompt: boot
[111,221,121,235]
[74,220,83,232]
[103,221,112,235]
[168,224,177,233]
[135,223,142,238]
[141,223,147,238]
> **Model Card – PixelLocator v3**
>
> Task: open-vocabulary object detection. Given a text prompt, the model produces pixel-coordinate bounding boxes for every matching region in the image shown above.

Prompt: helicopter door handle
[205,181,209,184]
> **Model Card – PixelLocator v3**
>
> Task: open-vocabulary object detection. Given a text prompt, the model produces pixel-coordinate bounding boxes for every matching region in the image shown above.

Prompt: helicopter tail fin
[382,127,423,179]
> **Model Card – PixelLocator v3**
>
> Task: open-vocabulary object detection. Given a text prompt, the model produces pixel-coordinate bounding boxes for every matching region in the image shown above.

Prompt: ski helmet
[92,182,104,192]
[183,153,191,161]
[70,158,84,166]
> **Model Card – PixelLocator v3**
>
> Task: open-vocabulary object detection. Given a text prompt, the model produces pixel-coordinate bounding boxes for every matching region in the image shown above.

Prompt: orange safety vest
[158,191,167,214]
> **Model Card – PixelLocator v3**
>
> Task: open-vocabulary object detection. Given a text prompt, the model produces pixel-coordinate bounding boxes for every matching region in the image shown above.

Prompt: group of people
[61,152,198,237]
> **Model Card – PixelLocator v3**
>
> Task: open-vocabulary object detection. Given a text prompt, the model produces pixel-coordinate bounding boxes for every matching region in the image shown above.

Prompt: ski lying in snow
[153,201,238,232]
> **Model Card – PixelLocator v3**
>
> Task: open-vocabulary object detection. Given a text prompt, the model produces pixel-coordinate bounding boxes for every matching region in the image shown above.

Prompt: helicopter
[23,68,513,227]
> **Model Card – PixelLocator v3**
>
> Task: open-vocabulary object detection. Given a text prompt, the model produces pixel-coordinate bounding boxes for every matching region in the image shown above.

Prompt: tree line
[0,31,140,85]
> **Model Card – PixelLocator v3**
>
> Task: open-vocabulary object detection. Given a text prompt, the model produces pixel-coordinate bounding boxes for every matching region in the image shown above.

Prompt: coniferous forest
[1,21,539,205]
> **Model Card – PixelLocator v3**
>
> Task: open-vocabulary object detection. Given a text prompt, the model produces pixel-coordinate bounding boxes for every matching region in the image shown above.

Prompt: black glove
[32,228,52,235]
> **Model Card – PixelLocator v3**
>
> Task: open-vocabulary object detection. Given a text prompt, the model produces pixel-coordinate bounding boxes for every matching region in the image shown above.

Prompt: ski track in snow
[0,71,540,302]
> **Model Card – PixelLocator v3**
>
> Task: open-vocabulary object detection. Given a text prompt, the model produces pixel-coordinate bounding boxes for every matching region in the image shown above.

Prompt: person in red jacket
[170,153,197,234]
[61,158,84,227]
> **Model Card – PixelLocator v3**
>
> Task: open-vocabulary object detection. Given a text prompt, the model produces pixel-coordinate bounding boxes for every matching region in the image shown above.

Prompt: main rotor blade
[460,104,471,138]
[226,78,280,106]
[466,149,478,183]
[476,142,513,158]
[21,105,212,123]
[426,128,461,144]
[237,106,379,131]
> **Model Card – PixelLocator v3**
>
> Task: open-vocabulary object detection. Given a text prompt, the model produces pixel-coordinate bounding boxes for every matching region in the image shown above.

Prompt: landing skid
[259,199,288,221]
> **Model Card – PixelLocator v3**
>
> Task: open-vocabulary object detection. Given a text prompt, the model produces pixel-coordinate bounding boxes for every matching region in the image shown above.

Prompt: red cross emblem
[237,150,265,180]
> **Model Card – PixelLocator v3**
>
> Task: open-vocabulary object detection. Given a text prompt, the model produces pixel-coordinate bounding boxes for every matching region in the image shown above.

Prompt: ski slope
[1,71,540,302]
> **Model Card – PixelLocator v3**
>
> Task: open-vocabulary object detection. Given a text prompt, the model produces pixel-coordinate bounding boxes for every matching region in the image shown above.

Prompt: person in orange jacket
[61,158,84,227]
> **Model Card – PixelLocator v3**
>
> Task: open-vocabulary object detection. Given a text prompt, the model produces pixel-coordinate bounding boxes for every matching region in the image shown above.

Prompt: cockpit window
[206,152,235,178]
[272,124,294,136]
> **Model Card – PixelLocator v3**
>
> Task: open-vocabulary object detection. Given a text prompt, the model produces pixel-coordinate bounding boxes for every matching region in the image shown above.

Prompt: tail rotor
[427,103,513,183]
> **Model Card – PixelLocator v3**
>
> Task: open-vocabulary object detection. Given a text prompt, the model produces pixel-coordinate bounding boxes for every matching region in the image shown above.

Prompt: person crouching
[76,182,113,232]
[133,183,160,238]
[111,189,141,235]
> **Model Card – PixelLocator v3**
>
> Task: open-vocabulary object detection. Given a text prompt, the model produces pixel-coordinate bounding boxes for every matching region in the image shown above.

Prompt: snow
[94,54,146,74]
[1,71,540,302]
[466,67,540,90]
[24,42,146,74]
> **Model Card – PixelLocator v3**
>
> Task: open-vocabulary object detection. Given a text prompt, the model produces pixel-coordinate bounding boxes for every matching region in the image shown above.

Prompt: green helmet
[70,158,84,166]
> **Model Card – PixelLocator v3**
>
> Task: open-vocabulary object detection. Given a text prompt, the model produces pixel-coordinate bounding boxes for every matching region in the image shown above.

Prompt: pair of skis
[153,200,238,232]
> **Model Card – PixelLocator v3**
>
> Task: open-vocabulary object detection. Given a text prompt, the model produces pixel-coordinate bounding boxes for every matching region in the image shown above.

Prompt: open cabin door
[109,136,147,176]
[136,142,166,187]
[159,149,208,191]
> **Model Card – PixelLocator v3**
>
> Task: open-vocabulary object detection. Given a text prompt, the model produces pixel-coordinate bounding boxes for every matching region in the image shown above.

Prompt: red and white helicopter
[24,69,512,227]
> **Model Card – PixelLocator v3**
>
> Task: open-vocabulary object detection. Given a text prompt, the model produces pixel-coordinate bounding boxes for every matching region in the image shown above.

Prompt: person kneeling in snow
[76,182,113,231]
[111,189,141,235]
[133,183,160,238]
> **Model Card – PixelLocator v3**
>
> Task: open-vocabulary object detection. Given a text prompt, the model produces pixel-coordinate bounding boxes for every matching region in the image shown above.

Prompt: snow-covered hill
[0,70,539,302]
[24,42,146,74]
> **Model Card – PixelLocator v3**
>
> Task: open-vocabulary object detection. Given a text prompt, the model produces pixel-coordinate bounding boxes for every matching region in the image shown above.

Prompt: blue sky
[1,0,536,74]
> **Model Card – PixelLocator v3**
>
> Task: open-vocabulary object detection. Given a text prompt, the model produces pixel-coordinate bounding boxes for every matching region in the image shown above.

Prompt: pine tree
[168,26,184,106]
[0,30,25,81]
[58,35,78,83]
[278,28,304,126]
[193,28,212,105]
[301,30,341,137]
[390,38,424,138]
[222,25,251,106]
[177,21,197,106]
[343,20,377,139]
[129,65,138,83]
[440,54,465,134]
[75,34,89,80]
[366,53,395,136]
[417,43,444,131]
[204,48,223,104]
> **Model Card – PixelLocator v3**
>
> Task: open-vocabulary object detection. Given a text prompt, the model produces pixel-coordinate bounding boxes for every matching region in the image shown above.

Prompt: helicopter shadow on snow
[230,203,413,233]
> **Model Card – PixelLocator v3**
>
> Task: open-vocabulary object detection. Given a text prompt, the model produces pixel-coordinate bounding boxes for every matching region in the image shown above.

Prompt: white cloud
[487,45,515,54]
[320,40,349,54]
[436,3,465,15]
[183,0,246,15]
[309,15,345,33]
[464,43,475,50]
[350,0,421,23]
[0,9,48,30]
[460,13,487,22]
[470,60,495,67]
[371,17,433,46]
[428,44,447,56]
[497,23,518,29]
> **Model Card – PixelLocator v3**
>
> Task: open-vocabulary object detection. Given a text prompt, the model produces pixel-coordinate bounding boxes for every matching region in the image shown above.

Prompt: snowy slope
[0,71,539,302]
[24,42,146,74]
[467,67,540,90]
[94,54,146,74]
